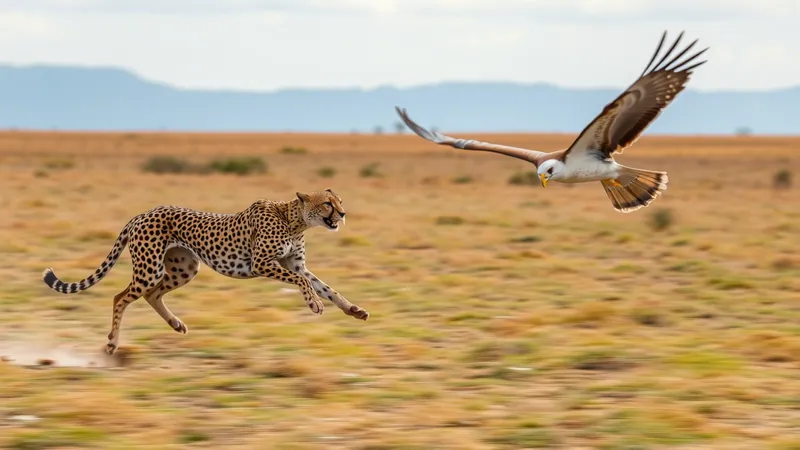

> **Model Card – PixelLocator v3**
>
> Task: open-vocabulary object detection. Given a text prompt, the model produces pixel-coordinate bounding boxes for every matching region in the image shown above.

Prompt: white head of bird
[537,159,567,188]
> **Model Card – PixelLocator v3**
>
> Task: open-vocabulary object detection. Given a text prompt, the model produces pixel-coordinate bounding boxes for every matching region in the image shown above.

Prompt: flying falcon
[396,31,708,213]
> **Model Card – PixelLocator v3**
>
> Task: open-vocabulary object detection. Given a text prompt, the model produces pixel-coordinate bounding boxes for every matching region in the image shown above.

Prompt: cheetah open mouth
[323,218,339,230]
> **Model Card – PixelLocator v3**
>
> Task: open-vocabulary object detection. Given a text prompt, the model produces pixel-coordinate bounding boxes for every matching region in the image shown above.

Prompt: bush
[510,235,542,243]
[773,169,792,190]
[280,146,308,155]
[317,166,337,178]
[630,306,669,327]
[451,175,473,184]
[360,162,382,178]
[435,216,465,226]
[43,158,75,170]
[648,208,674,231]
[142,155,268,176]
[141,156,194,174]
[208,157,267,175]
[179,430,211,444]
[508,171,540,186]
[570,349,632,371]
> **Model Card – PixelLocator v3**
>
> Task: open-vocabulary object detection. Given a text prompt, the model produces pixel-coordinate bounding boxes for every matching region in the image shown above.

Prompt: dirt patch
[0,341,123,369]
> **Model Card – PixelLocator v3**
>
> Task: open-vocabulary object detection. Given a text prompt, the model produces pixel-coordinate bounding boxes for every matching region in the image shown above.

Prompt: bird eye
[547,168,553,174]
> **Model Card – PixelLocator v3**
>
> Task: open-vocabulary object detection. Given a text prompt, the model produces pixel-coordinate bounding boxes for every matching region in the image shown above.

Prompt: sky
[0,0,796,92]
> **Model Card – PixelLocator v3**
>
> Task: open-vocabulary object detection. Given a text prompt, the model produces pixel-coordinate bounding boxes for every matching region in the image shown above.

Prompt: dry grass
[1,131,799,449]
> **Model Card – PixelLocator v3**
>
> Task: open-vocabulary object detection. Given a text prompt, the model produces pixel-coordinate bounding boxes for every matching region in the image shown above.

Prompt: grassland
[0,130,798,449]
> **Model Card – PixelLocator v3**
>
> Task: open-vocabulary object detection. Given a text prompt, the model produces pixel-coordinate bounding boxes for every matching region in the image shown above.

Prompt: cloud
[2,0,794,20]
[0,0,795,92]
[1,0,358,15]
[0,11,53,37]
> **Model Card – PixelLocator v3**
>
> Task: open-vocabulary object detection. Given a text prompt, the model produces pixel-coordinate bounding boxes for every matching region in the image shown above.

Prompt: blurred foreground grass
[0,131,799,448]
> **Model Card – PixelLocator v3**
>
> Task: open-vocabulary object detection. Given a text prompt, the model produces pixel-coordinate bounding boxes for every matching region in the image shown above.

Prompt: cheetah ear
[296,192,311,203]
[325,188,333,193]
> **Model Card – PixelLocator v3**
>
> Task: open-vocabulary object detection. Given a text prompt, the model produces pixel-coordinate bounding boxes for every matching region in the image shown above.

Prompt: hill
[0,64,796,134]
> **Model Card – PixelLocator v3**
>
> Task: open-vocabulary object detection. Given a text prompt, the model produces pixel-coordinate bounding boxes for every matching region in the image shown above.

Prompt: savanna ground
[0,131,798,449]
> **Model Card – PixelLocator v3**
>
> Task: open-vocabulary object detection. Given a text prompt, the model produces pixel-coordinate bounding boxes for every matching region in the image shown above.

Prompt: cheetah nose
[339,212,346,218]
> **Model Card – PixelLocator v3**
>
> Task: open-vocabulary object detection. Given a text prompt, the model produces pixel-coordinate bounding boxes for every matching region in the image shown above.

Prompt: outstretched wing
[395,107,550,166]
[564,31,708,161]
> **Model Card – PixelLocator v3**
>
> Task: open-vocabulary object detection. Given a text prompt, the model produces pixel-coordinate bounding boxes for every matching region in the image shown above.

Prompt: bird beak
[539,173,549,188]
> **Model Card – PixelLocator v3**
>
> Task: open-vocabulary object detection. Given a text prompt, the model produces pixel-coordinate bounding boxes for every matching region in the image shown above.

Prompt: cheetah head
[296,188,346,232]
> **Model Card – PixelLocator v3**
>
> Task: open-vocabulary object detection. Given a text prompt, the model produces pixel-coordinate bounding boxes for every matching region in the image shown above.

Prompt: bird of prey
[396,31,708,213]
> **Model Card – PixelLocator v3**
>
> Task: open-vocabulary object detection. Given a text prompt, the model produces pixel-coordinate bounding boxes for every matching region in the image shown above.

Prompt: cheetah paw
[105,342,118,355]
[347,305,370,321]
[308,299,324,315]
[170,318,188,334]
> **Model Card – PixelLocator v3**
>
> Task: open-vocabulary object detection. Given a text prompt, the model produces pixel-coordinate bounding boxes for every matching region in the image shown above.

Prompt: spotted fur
[42,189,369,355]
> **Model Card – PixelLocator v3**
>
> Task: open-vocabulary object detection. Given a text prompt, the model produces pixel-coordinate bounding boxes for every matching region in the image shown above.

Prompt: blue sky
[0,0,796,92]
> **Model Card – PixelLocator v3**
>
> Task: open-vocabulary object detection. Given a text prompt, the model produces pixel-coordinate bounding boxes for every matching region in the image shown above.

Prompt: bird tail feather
[602,166,668,213]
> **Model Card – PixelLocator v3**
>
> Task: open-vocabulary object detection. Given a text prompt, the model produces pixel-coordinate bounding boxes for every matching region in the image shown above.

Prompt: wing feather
[638,31,667,77]
[564,31,708,161]
[395,107,550,166]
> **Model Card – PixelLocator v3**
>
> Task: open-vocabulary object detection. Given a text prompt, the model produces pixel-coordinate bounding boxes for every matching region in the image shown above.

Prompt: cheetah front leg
[279,252,369,321]
[252,231,325,315]
[254,260,324,315]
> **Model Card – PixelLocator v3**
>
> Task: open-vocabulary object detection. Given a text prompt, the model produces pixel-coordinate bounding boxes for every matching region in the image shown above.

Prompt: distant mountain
[0,64,796,134]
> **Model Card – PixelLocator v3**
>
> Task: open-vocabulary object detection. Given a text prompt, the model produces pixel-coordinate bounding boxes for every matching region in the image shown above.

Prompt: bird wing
[563,31,708,161]
[395,107,550,166]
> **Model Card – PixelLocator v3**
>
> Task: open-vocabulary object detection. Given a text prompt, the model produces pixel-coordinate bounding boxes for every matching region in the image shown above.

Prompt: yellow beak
[539,173,549,188]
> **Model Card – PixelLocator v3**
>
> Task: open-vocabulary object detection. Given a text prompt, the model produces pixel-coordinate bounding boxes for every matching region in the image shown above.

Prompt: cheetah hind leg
[107,280,148,355]
[144,247,199,335]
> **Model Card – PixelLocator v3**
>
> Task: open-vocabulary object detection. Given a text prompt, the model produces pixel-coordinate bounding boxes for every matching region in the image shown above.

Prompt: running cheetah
[42,189,369,354]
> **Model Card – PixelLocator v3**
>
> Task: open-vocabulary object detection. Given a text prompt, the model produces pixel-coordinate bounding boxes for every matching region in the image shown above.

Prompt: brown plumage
[601,168,669,213]
[564,30,708,160]
[396,30,708,213]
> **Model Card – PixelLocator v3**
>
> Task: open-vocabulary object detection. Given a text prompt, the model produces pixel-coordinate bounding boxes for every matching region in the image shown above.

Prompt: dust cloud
[0,341,122,369]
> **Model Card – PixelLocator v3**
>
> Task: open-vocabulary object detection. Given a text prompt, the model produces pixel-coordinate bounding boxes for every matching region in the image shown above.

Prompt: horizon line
[1,128,796,138]
[1,62,797,95]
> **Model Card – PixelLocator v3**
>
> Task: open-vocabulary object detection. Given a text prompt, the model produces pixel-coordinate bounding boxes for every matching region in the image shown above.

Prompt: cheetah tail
[42,219,134,295]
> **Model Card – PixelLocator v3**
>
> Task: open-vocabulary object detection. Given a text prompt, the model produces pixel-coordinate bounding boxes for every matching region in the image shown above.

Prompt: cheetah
[42,189,369,355]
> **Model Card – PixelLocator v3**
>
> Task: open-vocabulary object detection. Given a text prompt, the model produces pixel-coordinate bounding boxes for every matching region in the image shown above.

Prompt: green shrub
[773,169,792,189]
[317,166,337,178]
[508,171,540,186]
[360,162,382,178]
[648,208,674,231]
[436,216,465,226]
[179,430,211,444]
[43,158,75,170]
[208,157,267,175]
[141,156,194,174]
[280,146,308,155]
